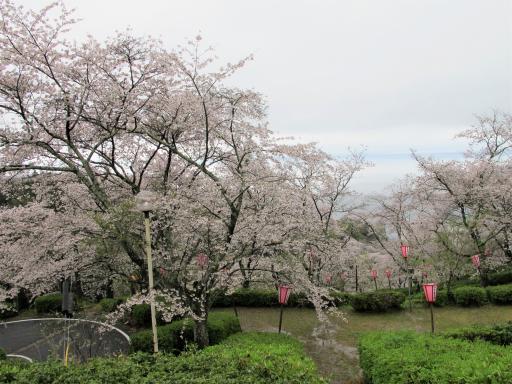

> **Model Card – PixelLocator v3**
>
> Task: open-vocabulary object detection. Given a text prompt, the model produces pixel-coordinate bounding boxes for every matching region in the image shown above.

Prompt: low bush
[486,269,512,286]
[211,288,351,309]
[351,290,405,312]
[130,312,241,354]
[453,286,487,306]
[0,333,326,383]
[99,297,125,313]
[34,293,62,314]
[0,305,18,320]
[411,289,450,307]
[129,303,165,327]
[487,284,512,304]
[444,322,512,346]
[359,331,512,383]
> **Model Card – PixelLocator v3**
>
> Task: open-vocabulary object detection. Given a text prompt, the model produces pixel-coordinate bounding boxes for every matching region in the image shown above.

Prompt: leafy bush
[130,312,241,354]
[129,303,165,327]
[34,293,62,314]
[99,297,125,313]
[211,288,350,308]
[0,348,6,361]
[487,284,512,304]
[0,305,18,320]
[0,333,326,383]
[411,289,450,307]
[351,290,405,312]
[453,286,487,306]
[486,269,512,286]
[444,322,512,346]
[359,331,512,384]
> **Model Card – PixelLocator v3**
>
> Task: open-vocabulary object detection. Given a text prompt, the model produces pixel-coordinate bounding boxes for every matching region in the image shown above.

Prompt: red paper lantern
[385,269,392,279]
[400,244,410,258]
[371,270,378,280]
[422,283,437,304]
[278,285,292,305]
[471,254,481,268]
[196,252,208,269]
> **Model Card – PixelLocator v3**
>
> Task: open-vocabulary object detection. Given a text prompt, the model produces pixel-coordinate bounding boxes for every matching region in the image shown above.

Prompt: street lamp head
[135,190,159,212]
[278,285,292,305]
[422,283,437,304]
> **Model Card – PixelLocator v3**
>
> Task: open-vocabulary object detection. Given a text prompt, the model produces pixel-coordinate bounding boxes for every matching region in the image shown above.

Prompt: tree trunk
[194,318,209,348]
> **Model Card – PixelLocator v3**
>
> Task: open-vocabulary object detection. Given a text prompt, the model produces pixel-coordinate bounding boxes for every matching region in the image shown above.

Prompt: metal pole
[278,304,284,333]
[430,302,435,333]
[406,258,412,312]
[144,211,159,353]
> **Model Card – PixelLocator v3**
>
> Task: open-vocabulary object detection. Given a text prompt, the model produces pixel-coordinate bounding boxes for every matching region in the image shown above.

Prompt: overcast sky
[17,0,512,192]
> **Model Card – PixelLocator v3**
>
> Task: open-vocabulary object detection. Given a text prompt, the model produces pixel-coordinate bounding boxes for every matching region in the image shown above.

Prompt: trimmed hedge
[444,322,512,346]
[34,293,63,314]
[351,290,405,312]
[211,288,351,309]
[0,333,326,384]
[453,286,487,307]
[130,304,165,327]
[99,297,125,313]
[359,331,512,383]
[486,269,512,286]
[130,312,241,354]
[486,284,512,305]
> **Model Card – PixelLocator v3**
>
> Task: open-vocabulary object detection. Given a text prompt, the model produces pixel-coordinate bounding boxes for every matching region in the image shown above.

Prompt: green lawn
[214,305,512,384]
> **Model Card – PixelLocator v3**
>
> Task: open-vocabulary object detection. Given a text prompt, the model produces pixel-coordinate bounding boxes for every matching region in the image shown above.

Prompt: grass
[214,304,512,384]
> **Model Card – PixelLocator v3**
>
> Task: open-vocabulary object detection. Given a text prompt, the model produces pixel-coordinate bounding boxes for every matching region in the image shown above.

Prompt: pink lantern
[278,285,292,305]
[400,244,410,258]
[196,252,208,269]
[371,270,378,280]
[324,274,332,284]
[471,254,481,268]
[385,269,392,279]
[422,283,437,304]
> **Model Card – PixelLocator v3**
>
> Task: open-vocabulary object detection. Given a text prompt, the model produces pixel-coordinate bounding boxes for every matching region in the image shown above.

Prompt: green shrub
[330,291,353,306]
[129,303,165,327]
[211,288,350,309]
[0,305,18,320]
[486,269,512,286]
[351,290,405,312]
[444,322,512,346]
[411,289,450,307]
[487,284,512,304]
[453,286,487,306]
[130,312,241,354]
[99,297,125,313]
[0,333,326,383]
[0,348,6,361]
[359,331,512,384]
[34,293,62,314]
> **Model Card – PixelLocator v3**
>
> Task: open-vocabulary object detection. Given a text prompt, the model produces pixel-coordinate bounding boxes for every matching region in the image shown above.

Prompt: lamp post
[135,191,159,354]
[371,270,378,291]
[422,283,437,333]
[401,244,412,311]
[278,285,292,333]
[385,269,392,289]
